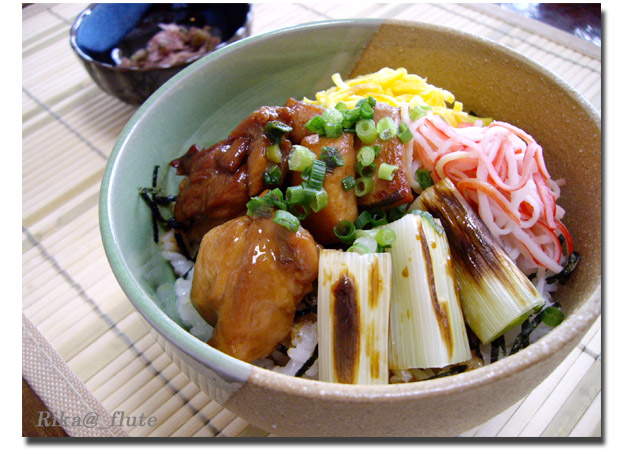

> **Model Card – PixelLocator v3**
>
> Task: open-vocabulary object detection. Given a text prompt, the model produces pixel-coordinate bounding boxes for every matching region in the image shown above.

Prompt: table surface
[22,3,602,438]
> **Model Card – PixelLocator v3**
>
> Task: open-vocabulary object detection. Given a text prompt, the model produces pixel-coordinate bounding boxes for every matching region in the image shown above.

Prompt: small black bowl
[70,3,251,105]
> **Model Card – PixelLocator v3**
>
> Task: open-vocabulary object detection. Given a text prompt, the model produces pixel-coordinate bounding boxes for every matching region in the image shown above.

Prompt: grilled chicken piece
[284,98,325,144]
[291,133,358,245]
[170,106,293,244]
[356,102,414,209]
[191,215,320,362]
[170,144,250,246]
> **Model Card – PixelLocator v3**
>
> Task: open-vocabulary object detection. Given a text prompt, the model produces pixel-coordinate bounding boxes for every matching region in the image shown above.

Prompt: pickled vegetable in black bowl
[70,3,251,105]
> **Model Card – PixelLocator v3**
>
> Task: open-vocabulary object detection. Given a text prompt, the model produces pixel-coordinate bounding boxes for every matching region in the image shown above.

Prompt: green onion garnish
[354,176,374,197]
[356,162,377,178]
[310,188,329,213]
[288,204,310,220]
[306,159,326,190]
[378,163,398,181]
[319,146,345,168]
[397,123,414,144]
[334,220,356,245]
[410,209,444,235]
[354,210,374,230]
[375,228,396,248]
[356,96,377,107]
[265,144,282,164]
[341,175,356,192]
[286,185,314,205]
[355,119,377,144]
[246,196,273,217]
[342,107,361,129]
[264,120,292,144]
[369,208,388,227]
[304,116,326,135]
[335,101,348,112]
[288,145,317,171]
[273,209,300,232]
[409,105,432,121]
[359,101,374,120]
[415,168,434,190]
[387,203,408,222]
[321,108,344,138]
[541,306,564,327]
[263,164,282,186]
[357,146,376,168]
[376,116,398,141]
[346,243,374,255]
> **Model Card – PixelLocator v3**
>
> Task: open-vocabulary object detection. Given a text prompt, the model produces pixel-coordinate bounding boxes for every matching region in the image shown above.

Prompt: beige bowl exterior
[108,20,601,437]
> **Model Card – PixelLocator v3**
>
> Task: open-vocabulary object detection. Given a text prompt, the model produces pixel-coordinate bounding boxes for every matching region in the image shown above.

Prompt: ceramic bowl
[100,19,601,437]
[70,3,251,105]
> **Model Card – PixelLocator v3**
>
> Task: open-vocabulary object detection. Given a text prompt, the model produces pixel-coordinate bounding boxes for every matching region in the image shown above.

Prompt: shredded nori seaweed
[139,165,182,243]
[295,345,318,378]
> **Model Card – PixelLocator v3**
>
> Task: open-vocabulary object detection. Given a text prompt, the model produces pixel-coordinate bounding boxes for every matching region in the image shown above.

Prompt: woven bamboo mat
[22,3,602,438]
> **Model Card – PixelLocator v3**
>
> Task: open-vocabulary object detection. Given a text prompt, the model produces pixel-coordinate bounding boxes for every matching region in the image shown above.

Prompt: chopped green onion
[334,220,356,245]
[265,120,292,144]
[341,175,356,192]
[378,163,398,181]
[289,145,317,171]
[356,162,377,178]
[376,116,398,141]
[304,116,326,135]
[273,209,300,232]
[263,164,282,186]
[397,123,414,144]
[410,209,444,235]
[409,105,432,121]
[372,145,382,157]
[265,144,282,164]
[354,176,374,197]
[359,101,374,120]
[342,107,361,129]
[286,185,314,205]
[319,146,345,168]
[310,188,329,213]
[387,203,408,222]
[321,108,344,138]
[306,159,327,190]
[288,204,310,220]
[415,168,434,190]
[375,228,396,248]
[324,122,343,138]
[246,196,273,217]
[346,243,374,255]
[369,208,388,227]
[335,101,348,112]
[356,96,377,107]
[357,146,376,167]
[265,188,287,210]
[355,119,377,144]
[541,306,564,327]
[354,210,374,230]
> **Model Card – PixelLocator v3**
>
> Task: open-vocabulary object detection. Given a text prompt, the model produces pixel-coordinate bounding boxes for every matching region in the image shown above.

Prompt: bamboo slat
[22,2,602,438]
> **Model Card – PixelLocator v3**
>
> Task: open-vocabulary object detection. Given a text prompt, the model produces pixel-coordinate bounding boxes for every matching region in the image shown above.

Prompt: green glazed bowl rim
[100,17,601,396]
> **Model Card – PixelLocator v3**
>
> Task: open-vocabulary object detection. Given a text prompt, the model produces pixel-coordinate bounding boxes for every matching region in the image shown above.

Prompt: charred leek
[377,213,472,369]
[317,250,392,384]
[411,178,545,343]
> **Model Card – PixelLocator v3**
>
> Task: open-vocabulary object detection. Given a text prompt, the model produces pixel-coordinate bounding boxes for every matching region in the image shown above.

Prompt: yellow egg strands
[305,67,491,127]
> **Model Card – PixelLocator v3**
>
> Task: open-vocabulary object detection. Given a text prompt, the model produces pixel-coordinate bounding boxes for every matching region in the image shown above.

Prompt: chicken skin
[190,215,319,362]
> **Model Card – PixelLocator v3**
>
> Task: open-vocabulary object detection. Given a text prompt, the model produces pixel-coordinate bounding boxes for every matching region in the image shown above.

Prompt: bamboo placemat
[22,3,602,438]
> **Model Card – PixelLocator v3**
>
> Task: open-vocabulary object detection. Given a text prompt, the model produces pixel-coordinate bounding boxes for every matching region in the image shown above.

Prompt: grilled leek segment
[379,213,472,369]
[317,249,392,384]
[411,178,545,343]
